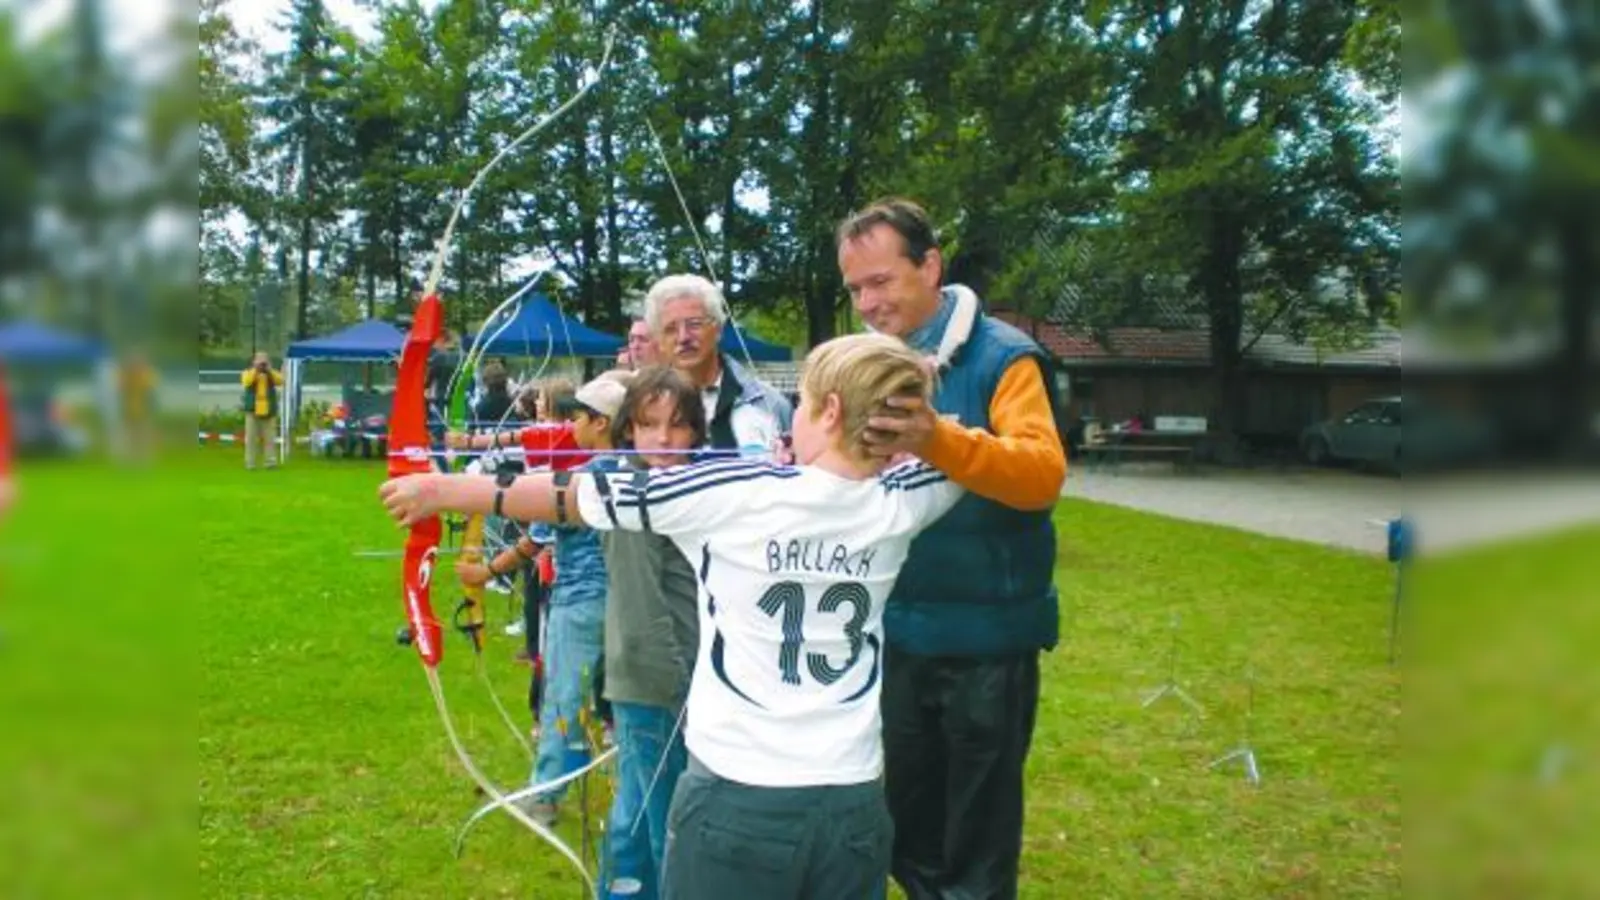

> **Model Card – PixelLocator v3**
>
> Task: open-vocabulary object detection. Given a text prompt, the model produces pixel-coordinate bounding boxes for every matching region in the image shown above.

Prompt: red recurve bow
[386,27,619,894]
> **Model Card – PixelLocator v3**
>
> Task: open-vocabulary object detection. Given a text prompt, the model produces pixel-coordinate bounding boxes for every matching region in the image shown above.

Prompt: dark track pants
[882,647,1041,900]
[662,755,892,900]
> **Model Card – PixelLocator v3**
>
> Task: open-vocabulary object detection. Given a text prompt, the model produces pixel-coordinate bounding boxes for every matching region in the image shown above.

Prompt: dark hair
[610,365,707,452]
[481,360,509,392]
[835,197,940,266]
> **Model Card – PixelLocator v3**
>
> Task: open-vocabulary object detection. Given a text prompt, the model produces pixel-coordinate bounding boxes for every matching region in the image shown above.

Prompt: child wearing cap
[507,370,631,826]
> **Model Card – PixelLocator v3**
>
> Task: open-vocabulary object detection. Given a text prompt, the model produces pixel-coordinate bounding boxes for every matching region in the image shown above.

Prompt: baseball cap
[572,371,632,419]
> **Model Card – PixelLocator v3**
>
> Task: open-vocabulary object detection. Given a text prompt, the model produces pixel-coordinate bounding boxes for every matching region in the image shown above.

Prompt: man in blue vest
[836,198,1067,900]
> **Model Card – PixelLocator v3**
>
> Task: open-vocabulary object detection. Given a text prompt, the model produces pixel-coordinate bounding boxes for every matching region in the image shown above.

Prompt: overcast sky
[21,0,180,80]
[229,0,381,52]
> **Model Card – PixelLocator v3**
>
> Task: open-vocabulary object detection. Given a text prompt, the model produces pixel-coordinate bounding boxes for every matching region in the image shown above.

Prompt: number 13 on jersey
[757,579,874,688]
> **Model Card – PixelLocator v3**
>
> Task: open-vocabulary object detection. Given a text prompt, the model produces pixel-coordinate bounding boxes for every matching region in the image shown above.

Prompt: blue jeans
[530,592,605,802]
[605,701,687,899]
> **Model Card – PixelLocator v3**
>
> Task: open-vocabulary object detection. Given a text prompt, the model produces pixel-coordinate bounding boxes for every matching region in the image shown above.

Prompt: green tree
[0,11,57,286]
[261,0,356,339]
[1406,0,1598,454]
[1092,0,1398,446]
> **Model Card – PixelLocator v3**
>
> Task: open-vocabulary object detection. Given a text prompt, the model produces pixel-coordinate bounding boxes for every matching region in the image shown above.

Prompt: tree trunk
[1202,218,1247,461]
[364,244,376,320]
[800,0,835,348]
[599,78,623,330]
[296,216,312,340]
[391,191,406,316]
[722,54,738,291]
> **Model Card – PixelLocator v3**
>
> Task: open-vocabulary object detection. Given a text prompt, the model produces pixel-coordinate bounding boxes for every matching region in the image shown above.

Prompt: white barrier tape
[197,432,312,445]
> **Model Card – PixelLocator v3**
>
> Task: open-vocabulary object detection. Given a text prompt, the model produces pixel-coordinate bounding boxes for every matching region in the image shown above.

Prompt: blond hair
[521,376,575,421]
[800,333,932,462]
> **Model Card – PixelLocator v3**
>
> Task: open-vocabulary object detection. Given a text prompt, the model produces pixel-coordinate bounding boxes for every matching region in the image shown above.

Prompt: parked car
[1300,395,1498,473]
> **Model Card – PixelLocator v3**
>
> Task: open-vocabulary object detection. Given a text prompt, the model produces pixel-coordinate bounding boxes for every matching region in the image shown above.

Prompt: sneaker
[504,620,526,637]
[513,796,557,827]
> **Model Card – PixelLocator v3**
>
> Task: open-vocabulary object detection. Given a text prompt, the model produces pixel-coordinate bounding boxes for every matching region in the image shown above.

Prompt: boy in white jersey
[379,333,964,899]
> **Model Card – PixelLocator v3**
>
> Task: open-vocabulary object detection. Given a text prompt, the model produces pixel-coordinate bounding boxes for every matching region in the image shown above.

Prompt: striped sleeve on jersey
[879,460,951,492]
[581,457,800,536]
[877,460,964,530]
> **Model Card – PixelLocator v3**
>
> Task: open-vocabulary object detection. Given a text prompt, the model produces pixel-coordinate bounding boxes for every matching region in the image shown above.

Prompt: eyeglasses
[662,317,711,338]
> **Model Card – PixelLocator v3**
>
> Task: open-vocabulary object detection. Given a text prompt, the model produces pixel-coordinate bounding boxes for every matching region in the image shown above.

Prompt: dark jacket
[883,314,1060,657]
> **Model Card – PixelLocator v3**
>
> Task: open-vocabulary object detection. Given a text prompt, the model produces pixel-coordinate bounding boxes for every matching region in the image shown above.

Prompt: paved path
[1061,464,1600,555]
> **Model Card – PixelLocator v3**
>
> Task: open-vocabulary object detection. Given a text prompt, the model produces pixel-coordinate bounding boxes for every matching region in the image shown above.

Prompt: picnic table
[1078,416,1207,473]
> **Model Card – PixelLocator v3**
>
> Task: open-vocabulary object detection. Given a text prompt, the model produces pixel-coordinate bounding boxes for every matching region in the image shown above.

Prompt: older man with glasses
[642,274,792,454]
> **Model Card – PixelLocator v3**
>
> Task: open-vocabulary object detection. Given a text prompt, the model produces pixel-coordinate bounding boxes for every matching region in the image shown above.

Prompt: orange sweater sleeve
[920,357,1067,511]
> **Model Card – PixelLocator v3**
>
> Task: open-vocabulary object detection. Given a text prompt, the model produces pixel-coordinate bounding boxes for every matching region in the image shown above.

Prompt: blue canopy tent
[285,318,406,360]
[282,319,408,463]
[0,321,108,455]
[720,324,792,362]
[0,320,106,364]
[470,293,623,358]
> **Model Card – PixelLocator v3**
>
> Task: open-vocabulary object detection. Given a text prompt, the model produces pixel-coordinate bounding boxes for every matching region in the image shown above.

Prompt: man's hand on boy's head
[863,394,936,460]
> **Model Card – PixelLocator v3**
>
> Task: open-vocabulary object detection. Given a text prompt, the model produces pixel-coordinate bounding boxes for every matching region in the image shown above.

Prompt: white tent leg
[281,359,298,465]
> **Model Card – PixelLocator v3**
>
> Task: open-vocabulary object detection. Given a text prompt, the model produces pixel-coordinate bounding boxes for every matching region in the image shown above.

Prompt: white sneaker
[504,620,526,637]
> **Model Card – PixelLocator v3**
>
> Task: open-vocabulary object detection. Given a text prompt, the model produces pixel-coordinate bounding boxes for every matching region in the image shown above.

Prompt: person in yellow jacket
[118,350,159,462]
[240,351,284,469]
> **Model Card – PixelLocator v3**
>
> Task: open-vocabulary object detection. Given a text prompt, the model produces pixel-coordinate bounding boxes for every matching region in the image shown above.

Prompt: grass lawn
[187,452,1400,897]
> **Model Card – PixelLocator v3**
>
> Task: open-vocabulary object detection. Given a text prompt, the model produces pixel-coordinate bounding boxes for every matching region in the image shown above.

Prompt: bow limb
[456,510,536,760]
[444,274,543,434]
[424,666,601,896]
[490,322,554,441]
[400,30,615,894]
[641,111,762,372]
[419,27,617,302]
[453,744,619,857]
[441,291,528,543]
[394,295,596,893]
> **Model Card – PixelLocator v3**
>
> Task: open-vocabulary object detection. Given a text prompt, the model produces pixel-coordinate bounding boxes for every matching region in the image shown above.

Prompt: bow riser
[391,294,446,668]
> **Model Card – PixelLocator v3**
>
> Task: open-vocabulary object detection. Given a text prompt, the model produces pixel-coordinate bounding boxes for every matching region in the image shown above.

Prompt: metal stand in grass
[1386,517,1413,666]
[1141,613,1204,716]
[1208,664,1261,786]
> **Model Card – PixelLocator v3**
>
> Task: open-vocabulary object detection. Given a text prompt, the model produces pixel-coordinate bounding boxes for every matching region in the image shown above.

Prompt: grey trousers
[244,415,277,468]
[662,755,891,900]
